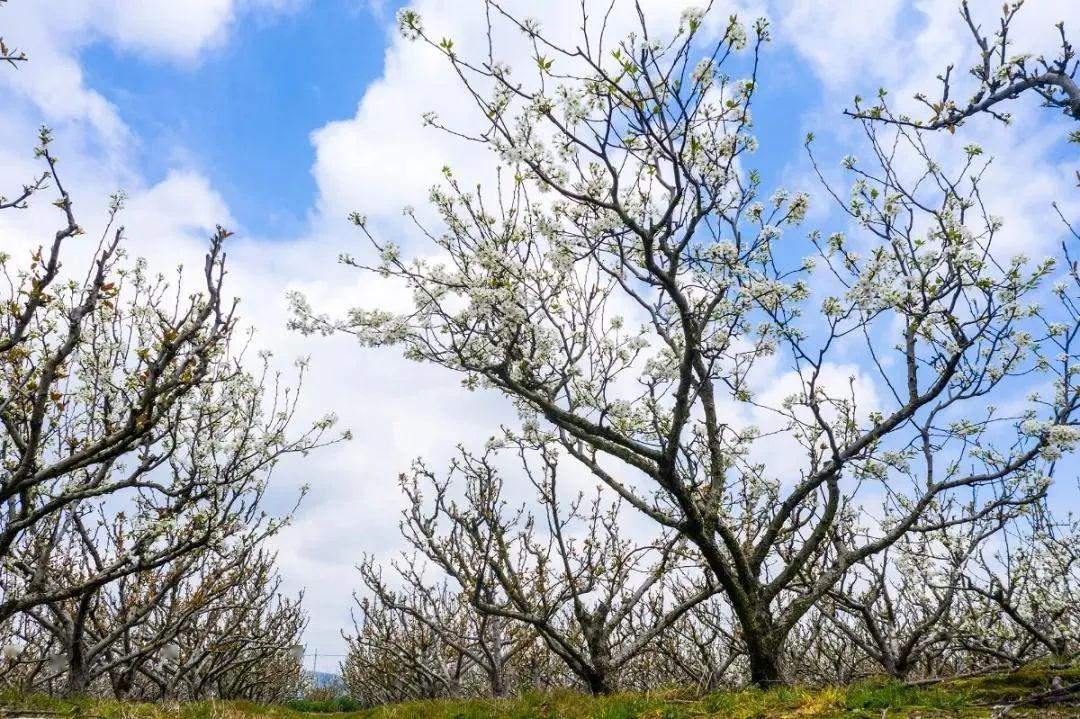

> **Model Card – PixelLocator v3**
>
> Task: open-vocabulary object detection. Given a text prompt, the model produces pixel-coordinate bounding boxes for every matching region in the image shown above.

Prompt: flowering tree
[0,20,339,699]
[144,549,307,703]
[0,7,27,68]
[958,513,1080,664]
[818,510,1009,680]
[7,537,307,700]
[293,1,1080,685]
[847,1,1077,141]
[16,468,303,698]
[0,129,344,628]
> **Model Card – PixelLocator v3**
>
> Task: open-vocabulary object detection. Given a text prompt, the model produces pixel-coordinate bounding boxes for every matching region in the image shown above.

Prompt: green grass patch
[285,697,365,713]
[3,666,1080,718]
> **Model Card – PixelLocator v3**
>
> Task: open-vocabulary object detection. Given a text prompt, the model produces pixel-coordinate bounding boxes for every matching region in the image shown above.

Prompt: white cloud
[95,0,304,60]
[0,0,302,164]
[778,0,905,89]
[93,0,237,60]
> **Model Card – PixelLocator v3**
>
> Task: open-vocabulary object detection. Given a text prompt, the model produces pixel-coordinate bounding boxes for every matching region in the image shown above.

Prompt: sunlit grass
[2,665,1078,718]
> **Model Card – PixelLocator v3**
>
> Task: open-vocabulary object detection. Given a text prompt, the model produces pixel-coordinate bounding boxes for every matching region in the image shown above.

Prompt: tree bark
[745,630,786,688]
[584,669,614,695]
[65,592,94,696]
[488,670,506,698]
[109,667,134,700]
[65,657,90,696]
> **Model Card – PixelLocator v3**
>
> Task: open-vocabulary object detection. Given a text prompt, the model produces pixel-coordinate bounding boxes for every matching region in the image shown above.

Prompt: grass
[2,666,1079,719]
[284,698,365,713]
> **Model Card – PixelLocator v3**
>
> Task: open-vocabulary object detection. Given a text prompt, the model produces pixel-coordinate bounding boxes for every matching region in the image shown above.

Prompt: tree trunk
[486,618,507,697]
[582,618,615,695]
[66,657,90,696]
[110,667,133,700]
[891,656,912,681]
[65,592,95,696]
[584,669,614,695]
[690,536,792,688]
[488,669,506,697]
[746,633,785,688]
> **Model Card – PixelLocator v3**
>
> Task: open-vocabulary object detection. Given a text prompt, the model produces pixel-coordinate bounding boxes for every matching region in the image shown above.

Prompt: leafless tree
[342,588,472,705]
[357,556,535,698]
[152,550,307,703]
[637,595,741,691]
[395,442,716,694]
[4,533,306,701]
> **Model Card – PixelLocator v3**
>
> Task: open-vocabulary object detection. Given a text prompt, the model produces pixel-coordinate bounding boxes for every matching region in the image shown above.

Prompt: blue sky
[1,0,1078,668]
[79,2,396,238]
[74,0,825,239]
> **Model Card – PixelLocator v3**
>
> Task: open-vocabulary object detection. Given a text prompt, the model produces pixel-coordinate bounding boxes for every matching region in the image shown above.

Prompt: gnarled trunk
[745,636,785,688]
[584,668,614,695]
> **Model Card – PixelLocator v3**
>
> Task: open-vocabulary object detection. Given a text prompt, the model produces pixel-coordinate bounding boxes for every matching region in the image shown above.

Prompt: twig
[988,680,1080,718]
